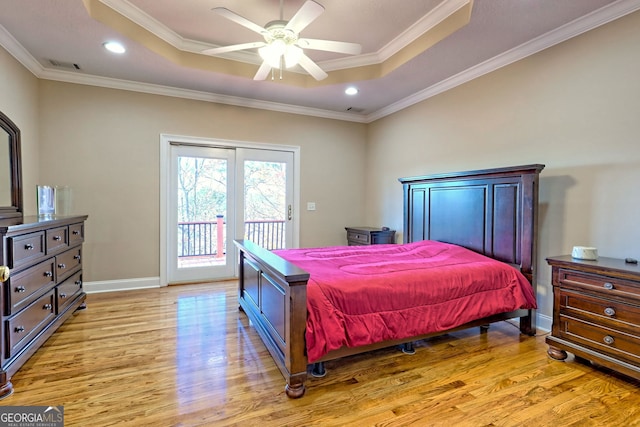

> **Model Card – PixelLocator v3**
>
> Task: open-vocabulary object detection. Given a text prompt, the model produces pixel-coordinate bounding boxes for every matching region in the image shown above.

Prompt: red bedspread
[274,240,537,362]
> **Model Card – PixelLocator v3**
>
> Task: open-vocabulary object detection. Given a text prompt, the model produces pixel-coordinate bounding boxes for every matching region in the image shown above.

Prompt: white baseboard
[84,277,161,294]
[537,313,552,333]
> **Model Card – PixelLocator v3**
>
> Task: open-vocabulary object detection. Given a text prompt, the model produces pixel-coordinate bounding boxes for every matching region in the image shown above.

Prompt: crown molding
[99,0,261,64]
[377,0,470,63]
[367,0,640,122]
[38,66,367,123]
[0,24,45,75]
[324,0,472,70]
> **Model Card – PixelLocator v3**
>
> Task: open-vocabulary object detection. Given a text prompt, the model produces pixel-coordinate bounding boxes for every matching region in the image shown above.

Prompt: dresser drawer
[346,227,395,246]
[560,289,640,334]
[6,290,56,359]
[6,258,56,315]
[7,232,46,271]
[56,271,83,314]
[371,231,395,244]
[558,268,640,304]
[55,246,82,283]
[558,315,640,366]
[69,223,84,246]
[347,231,370,245]
[46,226,69,254]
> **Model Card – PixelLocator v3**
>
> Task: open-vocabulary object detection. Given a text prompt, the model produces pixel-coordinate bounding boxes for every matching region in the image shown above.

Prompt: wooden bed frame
[234,164,545,398]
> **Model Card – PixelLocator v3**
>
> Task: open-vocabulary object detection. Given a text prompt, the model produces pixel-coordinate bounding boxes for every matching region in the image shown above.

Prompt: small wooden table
[345,226,395,246]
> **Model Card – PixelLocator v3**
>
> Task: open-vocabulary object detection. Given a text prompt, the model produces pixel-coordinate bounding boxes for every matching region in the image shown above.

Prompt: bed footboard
[234,239,310,398]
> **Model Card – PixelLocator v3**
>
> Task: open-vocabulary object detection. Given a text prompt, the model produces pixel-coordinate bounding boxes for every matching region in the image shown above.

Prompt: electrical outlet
[307,202,316,211]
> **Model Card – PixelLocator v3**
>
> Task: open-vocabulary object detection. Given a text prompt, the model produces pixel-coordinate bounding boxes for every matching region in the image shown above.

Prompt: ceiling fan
[202,0,362,81]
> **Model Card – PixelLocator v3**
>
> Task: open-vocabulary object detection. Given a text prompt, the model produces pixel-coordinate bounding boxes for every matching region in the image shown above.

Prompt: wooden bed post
[284,278,308,398]
[518,170,541,335]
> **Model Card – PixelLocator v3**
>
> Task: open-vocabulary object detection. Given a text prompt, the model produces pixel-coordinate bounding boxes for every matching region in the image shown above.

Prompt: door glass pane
[244,160,287,250]
[177,155,227,269]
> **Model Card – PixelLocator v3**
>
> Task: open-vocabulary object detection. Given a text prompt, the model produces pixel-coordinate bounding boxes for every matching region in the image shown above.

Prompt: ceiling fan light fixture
[259,39,287,68]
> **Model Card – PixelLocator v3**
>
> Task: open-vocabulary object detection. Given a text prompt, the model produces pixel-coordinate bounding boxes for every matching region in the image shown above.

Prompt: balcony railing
[177,219,286,258]
[244,220,286,250]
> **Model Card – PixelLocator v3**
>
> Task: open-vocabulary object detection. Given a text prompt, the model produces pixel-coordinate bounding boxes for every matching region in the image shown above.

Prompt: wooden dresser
[345,227,395,246]
[0,215,88,398]
[546,255,640,380]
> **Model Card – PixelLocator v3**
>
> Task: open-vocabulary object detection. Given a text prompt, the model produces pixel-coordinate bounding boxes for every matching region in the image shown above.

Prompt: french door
[160,135,298,285]
[235,148,294,252]
[167,143,236,283]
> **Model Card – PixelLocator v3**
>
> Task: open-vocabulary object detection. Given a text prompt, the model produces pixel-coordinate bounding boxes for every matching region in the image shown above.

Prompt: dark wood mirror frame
[0,110,23,220]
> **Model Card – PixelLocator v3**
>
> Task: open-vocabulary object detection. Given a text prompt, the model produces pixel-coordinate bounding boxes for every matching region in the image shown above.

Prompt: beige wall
[0,47,40,214]
[36,82,367,281]
[366,11,640,321]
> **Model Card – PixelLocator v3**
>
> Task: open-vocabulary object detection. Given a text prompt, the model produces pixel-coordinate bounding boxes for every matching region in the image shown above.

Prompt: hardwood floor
[3,281,639,426]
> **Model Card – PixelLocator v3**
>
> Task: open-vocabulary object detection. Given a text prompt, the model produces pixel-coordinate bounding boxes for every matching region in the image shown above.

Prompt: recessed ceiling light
[345,87,358,95]
[103,41,126,54]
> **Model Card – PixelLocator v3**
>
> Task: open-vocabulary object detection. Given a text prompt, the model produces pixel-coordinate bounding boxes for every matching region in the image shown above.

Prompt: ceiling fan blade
[297,38,362,55]
[284,0,324,34]
[202,42,266,55]
[253,61,272,80]
[213,7,267,36]
[297,53,328,81]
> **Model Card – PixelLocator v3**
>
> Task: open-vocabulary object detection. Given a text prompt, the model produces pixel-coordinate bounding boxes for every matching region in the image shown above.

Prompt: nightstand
[345,227,395,246]
[546,255,640,381]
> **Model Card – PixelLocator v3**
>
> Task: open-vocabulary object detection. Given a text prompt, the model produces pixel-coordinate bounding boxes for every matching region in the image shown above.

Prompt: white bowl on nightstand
[572,246,598,260]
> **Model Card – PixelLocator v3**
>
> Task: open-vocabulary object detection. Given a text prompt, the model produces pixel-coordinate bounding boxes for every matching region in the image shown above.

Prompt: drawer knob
[603,335,615,345]
[603,282,614,290]
[14,326,25,333]
[604,307,616,317]
[72,230,80,235]
[24,243,34,250]
[15,286,26,293]
[59,293,67,299]
[73,255,81,261]
[75,280,82,286]
[44,271,53,277]
[43,303,53,310]
[53,235,62,241]
[0,266,9,282]
[58,263,66,269]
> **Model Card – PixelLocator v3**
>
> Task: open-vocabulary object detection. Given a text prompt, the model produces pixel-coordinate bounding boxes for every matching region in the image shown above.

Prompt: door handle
[288,204,292,220]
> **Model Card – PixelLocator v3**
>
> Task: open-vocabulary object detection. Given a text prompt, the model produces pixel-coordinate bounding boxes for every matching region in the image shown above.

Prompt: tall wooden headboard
[399,164,545,287]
